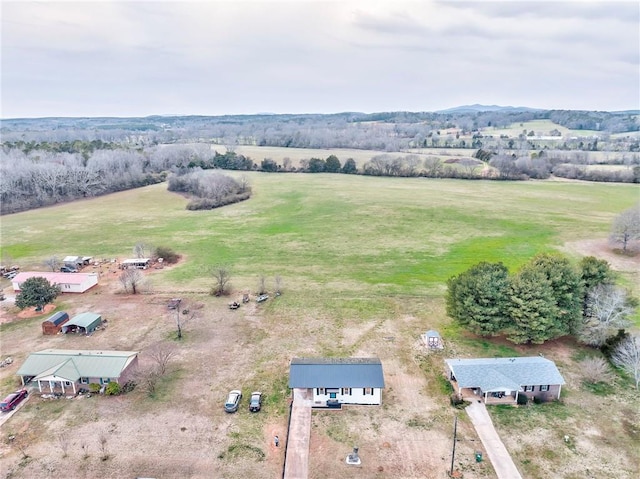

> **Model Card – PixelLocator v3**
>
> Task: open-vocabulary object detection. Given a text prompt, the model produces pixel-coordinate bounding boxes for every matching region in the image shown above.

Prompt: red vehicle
[0,389,28,412]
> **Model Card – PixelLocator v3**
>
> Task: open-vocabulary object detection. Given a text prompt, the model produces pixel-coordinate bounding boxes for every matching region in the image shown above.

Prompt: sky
[1,0,639,118]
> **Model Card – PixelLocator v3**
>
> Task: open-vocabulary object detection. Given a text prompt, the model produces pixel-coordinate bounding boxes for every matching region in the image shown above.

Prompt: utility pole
[450,414,458,477]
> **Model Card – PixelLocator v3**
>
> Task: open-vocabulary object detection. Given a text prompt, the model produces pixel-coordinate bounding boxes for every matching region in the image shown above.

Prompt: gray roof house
[445,357,565,404]
[17,349,139,395]
[289,358,385,406]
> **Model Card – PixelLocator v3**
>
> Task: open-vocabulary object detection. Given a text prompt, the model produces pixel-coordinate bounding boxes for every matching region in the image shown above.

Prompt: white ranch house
[11,272,98,293]
[289,357,385,407]
[445,356,565,404]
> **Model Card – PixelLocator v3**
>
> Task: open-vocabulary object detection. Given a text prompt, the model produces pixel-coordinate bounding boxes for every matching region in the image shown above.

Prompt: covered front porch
[451,380,521,405]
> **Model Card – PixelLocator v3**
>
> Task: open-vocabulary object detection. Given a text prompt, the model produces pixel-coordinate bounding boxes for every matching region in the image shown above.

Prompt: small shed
[422,330,444,349]
[63,256,83,267]
[42,311,70,335]
[61,312,102,335]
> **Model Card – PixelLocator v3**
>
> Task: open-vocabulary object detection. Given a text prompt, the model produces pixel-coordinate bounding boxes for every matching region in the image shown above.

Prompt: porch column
[49,380,54,392]
[61,381,65,394]
[515,391,519,403]
[484,391,488,403]
[38,380,43,393]
[72,382,77,394]
[557,385,562,400]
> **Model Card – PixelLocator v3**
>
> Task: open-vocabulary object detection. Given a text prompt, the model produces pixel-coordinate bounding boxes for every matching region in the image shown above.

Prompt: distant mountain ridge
[436,104,543,114]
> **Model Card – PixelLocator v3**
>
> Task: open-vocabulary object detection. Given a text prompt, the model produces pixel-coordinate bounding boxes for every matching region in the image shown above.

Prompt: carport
[61,312,102,335]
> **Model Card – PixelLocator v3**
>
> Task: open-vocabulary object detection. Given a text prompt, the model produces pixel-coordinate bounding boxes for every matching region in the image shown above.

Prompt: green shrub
[89,383,101,393]
[121,380,136,393]
[105,382,121,396]
[154,246,180,264]
[517,394,529,405]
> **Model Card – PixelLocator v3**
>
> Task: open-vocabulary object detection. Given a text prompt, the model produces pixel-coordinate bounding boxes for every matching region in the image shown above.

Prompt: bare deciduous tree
[147,341,177,375]
[611,335,640,389]
[80,440,90,460]
[133,242,149,258]
[119,269,145,294]
[579,284,634,346]
[44,256,60,272]
[98,431,109,461]
[274,275,282,295]
[133,366,161,397]
[579,357,614,384]
[610,206,640,252]
[210,265,231,296]
[258,275,267,295]
[56,433,69,458]
[171,299,199,339]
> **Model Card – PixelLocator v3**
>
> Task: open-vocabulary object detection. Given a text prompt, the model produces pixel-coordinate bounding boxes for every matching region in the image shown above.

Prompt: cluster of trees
[167,169,251,210]
[0,149,165,214]
[446,254,636,346]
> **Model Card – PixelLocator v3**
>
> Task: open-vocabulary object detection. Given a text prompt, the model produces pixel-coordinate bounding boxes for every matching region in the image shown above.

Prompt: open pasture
[0,174,638,479]
[3,174,636,297]
[483,119,602,138]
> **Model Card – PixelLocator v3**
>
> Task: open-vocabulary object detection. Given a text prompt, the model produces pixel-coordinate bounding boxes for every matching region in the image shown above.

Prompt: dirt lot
[0,242,638,479]
[0,265,491,479]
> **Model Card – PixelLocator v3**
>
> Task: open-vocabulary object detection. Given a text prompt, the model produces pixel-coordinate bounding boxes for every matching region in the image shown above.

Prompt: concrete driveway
[466,400,523,479]
[283,388,312,479]
[0,393,30,428]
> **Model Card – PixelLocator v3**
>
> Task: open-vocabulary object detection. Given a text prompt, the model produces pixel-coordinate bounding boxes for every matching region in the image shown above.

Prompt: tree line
[3,142,639,215]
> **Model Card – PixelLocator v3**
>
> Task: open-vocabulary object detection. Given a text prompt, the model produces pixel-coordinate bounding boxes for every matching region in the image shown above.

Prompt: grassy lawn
[2,174,636,299]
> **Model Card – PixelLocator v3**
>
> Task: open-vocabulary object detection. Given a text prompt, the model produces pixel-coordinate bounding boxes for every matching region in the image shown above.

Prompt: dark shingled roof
[289,357,385,388]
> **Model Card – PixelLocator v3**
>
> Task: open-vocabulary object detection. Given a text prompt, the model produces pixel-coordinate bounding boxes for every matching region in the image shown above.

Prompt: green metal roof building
[16,349,139,395]
[61,312,102,335]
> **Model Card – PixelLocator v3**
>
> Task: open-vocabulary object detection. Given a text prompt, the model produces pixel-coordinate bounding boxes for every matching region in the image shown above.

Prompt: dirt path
[466,401,522,479]
[284,388,312,479]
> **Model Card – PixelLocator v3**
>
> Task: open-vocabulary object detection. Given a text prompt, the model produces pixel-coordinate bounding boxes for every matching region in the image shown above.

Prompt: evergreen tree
[15,276,60,310]
[530,253,583,334]
[507,265,560,344]
[446,262,510,336]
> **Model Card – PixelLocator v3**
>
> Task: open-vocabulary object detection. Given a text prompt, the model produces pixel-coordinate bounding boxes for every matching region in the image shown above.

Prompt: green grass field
[483,119,602,138]
[2,173,637,307]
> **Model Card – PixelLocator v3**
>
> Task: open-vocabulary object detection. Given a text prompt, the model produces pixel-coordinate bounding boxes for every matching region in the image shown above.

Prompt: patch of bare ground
[560,238,639,274]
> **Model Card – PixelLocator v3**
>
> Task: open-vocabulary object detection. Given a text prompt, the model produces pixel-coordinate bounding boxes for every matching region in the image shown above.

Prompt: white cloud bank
[1,0,638,117]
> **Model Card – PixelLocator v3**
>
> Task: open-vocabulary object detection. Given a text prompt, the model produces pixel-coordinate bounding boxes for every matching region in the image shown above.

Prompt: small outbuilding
[62,256,83,267]
[422,330,444,349]
[42,311,70,335]
[61,312,102,335]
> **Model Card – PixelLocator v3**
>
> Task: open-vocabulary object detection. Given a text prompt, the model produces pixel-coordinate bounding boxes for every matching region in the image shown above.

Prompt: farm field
[483,119,602,138]
[227,145,477,170]
[0,174,639,479]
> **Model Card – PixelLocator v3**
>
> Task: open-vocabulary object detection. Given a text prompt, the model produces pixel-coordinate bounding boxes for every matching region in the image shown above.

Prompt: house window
[341,388,351,395]
[100,378,111,385]
[80,377,89,384]
[317,388,325,395]
[363,388,373,395]
[329,392,337,399]
[524,385,534,392]
[540,385,549,392]
[64,381,72,386]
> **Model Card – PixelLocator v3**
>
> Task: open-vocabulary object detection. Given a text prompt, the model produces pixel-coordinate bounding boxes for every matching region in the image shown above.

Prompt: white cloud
[1,0,638,117]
